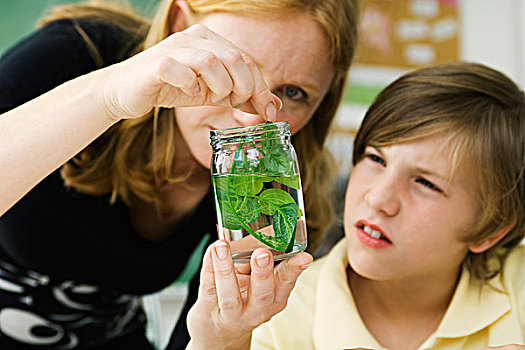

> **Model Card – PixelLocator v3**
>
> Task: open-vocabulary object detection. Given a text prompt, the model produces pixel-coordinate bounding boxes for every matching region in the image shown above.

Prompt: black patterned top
[0,18,215,349]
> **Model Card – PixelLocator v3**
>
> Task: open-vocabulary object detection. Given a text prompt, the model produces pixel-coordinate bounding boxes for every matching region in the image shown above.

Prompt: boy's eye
[275,85,307,102]
[416,177,443,193]
[366,153,386,166]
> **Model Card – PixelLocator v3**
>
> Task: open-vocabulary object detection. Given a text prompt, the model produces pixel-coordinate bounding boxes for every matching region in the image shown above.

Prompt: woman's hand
[103,24,280,121]
[187,240,313,350]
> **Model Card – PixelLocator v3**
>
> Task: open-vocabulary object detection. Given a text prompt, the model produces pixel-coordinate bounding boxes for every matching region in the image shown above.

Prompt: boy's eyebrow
[414,166,450,182]
[369,146,450,182]
[416,165,455,196]
[370,146,384,157]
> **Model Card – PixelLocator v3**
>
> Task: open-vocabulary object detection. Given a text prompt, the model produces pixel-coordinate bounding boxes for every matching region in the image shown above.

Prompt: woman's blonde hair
[43,0,359,252]
[353,62,525,280]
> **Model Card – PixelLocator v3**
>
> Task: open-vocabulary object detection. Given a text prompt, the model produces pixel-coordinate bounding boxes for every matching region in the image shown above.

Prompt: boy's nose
[364,176,401,217]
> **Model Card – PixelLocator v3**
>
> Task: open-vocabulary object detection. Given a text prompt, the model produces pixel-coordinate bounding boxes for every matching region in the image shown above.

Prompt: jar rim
[210,121,290,145]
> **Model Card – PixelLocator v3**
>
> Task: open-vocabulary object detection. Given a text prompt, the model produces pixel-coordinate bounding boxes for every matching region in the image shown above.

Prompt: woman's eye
[416,178,443,193]
[365,153,386,166]
[276,85,307,102]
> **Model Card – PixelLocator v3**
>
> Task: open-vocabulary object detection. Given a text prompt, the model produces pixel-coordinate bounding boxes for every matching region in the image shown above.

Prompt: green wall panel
[0,0,157,55]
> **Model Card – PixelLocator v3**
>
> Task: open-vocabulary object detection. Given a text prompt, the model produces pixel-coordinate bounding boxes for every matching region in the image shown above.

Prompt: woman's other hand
[186,240,312,350]
[103,24,280,121]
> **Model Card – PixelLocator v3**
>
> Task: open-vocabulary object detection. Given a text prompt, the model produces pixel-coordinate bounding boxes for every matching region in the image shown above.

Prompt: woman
[0,0,359,349]
[187,62,525,349]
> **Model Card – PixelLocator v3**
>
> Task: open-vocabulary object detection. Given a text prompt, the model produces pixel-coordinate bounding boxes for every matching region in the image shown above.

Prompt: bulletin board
[353,0,460,68]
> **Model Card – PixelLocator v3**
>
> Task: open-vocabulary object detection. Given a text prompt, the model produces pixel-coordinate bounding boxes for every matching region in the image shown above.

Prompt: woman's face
[174,11,335,168]
[343,133,480,284]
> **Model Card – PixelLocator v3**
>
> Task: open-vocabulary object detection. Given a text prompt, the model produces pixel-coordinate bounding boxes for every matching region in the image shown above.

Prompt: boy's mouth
[356,221,392,243]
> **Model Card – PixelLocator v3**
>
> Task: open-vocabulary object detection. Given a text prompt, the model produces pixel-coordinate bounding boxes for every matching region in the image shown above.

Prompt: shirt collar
[313,239,386,349]
[312,238,512,349]
[431,263,510,338]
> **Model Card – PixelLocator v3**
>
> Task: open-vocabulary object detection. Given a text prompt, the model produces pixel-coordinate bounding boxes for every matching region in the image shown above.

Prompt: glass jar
[210,122,307,263]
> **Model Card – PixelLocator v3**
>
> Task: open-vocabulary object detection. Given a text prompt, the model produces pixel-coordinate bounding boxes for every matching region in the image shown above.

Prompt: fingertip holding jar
[265,102,277,122]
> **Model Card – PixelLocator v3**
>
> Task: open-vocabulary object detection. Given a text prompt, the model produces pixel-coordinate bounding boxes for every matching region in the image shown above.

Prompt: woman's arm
[0,24,280,216]
[0,67,116,216]
[186,241,312,350]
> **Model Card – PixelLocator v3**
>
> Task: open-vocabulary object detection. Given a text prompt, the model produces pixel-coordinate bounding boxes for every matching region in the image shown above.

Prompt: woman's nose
[364,175,401,217]
[230,107,267,126]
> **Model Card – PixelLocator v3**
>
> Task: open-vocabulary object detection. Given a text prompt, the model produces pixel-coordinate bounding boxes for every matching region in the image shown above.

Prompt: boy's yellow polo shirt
[252,239,525,349]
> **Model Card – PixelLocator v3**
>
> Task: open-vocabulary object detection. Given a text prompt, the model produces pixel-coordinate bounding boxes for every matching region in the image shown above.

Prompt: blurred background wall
[330,0,524,179]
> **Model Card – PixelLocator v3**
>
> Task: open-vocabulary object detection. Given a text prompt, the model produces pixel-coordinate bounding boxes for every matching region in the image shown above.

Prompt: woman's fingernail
[193,82,200,95]
[299,262,312,270]
[215,241,228,260]
[256,253,270,268]
[265,102,277,122]
[276,96,283,111]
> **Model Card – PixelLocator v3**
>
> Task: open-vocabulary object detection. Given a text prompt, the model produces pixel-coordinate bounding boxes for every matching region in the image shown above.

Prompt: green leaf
[217,195,260,230]
[272,202,300,245]
[213,176,227,188]
[229,175,264,196]
[260,123,281,149]
[231,149,249,174]
[261,133,280,149]
[236,196,261,224]
[212,176,232,192]
[219,200,244,230]
[213,177,236,201]
[251,234,289,252]
[263,147,292,175]
[214,176,261,230]
[259,176,276,183]
[274,175,300,189]
[284,224,297,253]
[260,123,279,133]
[257,188,297,216]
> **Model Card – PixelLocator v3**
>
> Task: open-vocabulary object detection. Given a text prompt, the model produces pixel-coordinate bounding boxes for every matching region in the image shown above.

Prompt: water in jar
[213,173,307,263]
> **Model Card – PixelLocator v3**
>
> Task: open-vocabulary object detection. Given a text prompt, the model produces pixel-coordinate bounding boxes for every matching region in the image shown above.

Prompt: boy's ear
[168,0,192,34]
[468,224,513,253]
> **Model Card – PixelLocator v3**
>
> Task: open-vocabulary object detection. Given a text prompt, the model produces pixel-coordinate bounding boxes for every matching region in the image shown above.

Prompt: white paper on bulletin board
[354,0,460,68]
